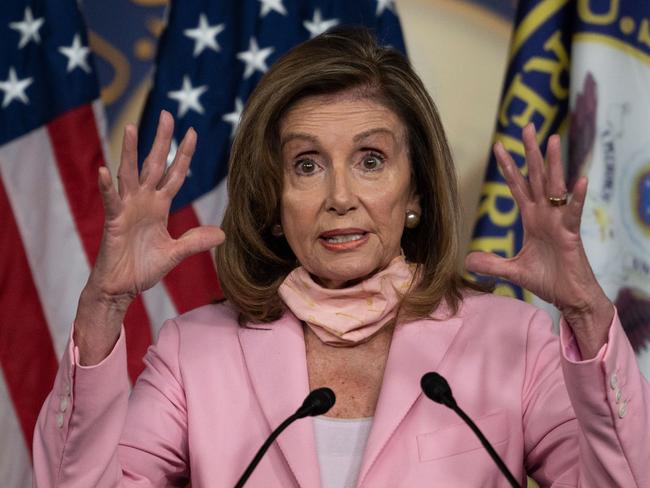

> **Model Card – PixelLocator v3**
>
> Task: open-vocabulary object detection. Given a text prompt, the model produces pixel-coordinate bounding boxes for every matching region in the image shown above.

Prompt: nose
[325,164,357,215]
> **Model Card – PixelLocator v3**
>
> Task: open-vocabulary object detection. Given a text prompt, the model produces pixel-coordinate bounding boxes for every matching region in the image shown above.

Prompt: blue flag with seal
[570,1,650,377]
[469,0,650,378]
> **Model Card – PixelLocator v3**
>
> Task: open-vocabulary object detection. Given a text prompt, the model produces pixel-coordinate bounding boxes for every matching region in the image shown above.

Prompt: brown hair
[215,26,475,324]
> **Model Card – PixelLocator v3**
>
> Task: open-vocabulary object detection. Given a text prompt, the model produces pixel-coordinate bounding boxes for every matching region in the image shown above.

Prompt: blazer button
[615,388,622,404]
[609,373,618,390]
[56,412,65,428]
[618,401,628,419]
[59,396,69,413]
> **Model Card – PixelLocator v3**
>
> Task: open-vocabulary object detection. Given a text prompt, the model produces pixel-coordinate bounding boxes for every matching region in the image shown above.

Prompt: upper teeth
[325,234,364,243]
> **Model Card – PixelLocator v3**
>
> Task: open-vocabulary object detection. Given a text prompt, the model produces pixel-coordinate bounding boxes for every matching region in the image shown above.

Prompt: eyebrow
[280,132,318,150]
[281,127,397,150]
[353,128,397,144]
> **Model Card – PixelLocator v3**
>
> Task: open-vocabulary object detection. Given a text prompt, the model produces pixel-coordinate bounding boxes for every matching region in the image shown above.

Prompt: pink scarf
[278,256,416,346]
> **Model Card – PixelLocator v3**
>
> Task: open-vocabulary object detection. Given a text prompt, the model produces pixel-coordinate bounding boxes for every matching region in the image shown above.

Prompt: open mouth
[319,229,369,250]
[322,233,365,244]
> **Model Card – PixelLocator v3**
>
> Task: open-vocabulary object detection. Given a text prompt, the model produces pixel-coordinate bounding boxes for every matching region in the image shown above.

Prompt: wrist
[560,294,614,359]
[73,284,132,365]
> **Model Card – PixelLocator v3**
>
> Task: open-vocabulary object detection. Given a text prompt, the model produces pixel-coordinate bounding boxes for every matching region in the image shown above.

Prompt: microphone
[234,387,335,488]
[420,372,522,488]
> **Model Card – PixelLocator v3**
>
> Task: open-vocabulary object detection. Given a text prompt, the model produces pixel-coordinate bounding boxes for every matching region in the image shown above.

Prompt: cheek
[369,182,414,238]
[280,190,318,246]
[365,194,408,236]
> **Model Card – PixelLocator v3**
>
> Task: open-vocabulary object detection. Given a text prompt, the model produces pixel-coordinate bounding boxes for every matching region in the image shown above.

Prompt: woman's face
[279,93,420,288]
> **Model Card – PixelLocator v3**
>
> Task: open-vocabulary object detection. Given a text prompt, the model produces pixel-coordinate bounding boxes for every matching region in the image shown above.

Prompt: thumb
[173,226,226,262]
[464,251,514,282]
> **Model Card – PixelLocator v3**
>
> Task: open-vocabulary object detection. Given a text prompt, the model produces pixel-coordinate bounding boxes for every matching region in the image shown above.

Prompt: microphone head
[420,372,456,409]
[296,387,336,418]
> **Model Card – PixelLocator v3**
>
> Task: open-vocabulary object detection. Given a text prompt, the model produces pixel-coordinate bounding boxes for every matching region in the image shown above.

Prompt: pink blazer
[33,293,649,487]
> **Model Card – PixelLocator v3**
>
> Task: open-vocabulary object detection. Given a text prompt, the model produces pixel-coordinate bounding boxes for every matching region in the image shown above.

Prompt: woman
[33,28,648,487]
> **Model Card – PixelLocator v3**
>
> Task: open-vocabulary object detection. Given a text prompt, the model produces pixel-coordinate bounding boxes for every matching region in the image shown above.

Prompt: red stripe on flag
[47,105,152,383]
[165,205,222,314]
[46,105,104,262]
[123,297,150,380]
[0,176,58,452]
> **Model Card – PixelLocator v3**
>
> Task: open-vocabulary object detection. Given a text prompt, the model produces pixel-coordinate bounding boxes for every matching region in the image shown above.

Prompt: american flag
[0,0,405,484]
[0,0,110,485]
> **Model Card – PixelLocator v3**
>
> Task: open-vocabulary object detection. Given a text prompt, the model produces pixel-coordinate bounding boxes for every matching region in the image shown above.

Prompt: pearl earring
[271,224,283,237]
[405,210,420,229]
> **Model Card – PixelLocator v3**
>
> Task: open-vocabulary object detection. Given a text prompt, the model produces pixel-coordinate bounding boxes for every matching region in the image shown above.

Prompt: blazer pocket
[417,410,509,462]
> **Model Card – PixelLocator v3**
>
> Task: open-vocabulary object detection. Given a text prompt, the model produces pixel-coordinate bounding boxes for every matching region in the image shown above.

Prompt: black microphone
[420,372,522,488]
[234,387,336,488]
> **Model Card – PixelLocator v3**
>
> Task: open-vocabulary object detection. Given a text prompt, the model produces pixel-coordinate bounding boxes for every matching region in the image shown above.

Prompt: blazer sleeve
[32,320,190,487]
[522,308,650,487]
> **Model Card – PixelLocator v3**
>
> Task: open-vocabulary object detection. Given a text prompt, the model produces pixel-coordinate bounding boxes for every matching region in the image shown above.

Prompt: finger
[545,134,567,199]
[117,124,138,198]
[159,127,196,196]
[522,124,546,201]
[465,251,516,282]
[173,226,226,262]
[566,175,588,230]
[98,166,122,220]
[140,110,174,188]
[493,141,532,204]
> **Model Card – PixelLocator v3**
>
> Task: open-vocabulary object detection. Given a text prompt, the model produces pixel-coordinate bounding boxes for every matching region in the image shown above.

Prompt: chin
[311,260,382,289]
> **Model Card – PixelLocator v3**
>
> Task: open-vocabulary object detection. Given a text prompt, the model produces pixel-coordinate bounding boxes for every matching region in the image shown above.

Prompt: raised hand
[465,124,613,358]
[75,111,225,364]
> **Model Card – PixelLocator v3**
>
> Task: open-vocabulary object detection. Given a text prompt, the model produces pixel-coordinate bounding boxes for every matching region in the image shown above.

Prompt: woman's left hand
[465,124,614,358]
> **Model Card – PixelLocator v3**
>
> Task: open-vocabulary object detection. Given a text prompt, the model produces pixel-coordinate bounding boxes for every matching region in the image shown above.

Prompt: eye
[361,152,385,171]
[294,158,319,175]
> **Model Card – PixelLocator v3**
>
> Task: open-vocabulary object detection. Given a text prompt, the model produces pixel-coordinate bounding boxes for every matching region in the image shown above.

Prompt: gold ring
[548,193,568,206]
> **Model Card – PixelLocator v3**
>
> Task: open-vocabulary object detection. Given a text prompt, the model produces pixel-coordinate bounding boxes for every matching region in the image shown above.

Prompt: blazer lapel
[238,314,321,488]
[357,312,463,486]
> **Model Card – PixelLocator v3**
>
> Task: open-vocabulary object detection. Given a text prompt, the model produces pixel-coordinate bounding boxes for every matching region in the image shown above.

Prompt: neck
[305,323,395,418]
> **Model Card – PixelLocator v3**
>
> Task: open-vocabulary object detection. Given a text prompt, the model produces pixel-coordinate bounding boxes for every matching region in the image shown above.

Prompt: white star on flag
[167,75,208,117]
[375,0,395,16]
[58,34,92,73]
[0,67,34,108]
[166,138,178,169]
[258,0,287,18]
[183,14,225,57]
[222,98,244,138]
[303,9,339,39]
[237,38,274,79]
[9,7,45,49]
[165,137,193,176]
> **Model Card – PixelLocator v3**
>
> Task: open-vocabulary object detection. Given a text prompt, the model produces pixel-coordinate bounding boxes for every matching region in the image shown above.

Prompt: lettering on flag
[468,0,573,300]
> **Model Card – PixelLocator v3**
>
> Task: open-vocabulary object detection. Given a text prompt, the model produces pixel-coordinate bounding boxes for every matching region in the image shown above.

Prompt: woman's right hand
[74,111,225,364]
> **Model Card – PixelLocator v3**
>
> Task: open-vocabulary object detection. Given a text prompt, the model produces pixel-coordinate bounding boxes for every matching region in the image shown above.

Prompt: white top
[313,416,373,488]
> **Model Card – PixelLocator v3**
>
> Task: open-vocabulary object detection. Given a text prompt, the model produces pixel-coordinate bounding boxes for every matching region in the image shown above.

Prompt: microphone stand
[234,387,335,488]
[233,412,301,488]
[445,401,521,488]
[421,372,521,488]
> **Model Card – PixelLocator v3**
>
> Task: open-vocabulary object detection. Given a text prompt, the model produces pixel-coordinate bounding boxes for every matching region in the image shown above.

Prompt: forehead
[279,92,406,143]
